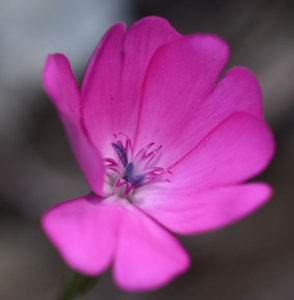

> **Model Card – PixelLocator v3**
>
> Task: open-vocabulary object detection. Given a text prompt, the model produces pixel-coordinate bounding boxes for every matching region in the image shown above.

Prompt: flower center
[104,133,170,197]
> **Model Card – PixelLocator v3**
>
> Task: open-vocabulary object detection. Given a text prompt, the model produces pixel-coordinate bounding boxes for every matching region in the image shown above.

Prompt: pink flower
[42,16,275,291]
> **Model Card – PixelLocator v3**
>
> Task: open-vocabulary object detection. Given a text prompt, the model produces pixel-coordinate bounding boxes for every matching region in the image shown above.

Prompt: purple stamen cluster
[105,135,168,195]
[112,143,146,188]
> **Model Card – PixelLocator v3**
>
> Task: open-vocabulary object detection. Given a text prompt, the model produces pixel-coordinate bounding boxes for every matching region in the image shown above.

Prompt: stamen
[124,162,134,182]
[112,143,128,167]
[130,174,145,188]
[124,162,146,188]
[105,134,170,197]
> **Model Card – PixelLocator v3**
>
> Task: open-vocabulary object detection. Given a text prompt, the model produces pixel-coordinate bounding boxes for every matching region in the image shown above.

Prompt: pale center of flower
[104,133,170,197]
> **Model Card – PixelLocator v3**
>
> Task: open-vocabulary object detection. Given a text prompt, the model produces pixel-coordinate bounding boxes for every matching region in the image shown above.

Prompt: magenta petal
[136,183,272,234]
[42,195,190,290]
[82,17,180,157]
[81,23,125,156]
[118,16,181,139]
[43,54,105,195]
[164,67,264,167]
[135,34,229,167]
[42,195,120,275]
[202,66,264,120]
[170,112,275,189]
[43,54,80,118]
[113,205,190,292]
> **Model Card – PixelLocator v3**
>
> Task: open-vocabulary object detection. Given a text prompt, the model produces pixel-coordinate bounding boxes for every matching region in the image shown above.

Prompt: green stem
[59,270,100,300]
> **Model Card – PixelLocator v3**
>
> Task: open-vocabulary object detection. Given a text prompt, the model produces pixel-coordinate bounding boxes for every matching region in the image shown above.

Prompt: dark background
[0,0,293,299]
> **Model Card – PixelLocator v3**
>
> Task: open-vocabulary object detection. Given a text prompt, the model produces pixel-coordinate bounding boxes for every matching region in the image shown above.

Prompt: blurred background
[0,0,293,299]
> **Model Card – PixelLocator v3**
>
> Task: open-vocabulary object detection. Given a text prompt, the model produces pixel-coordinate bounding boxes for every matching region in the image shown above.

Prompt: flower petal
[42,195,190,290]
[42,195,120,275]
[135,34,229,167]
[136,183,272,234]
[170,112,275,190]
[202,66,264,120]
[164,66,264,166]
[113,204,190,291]
[82,17,180,157]
[43,54,105,195]
[81,23,125,158]
[43,54,80,118]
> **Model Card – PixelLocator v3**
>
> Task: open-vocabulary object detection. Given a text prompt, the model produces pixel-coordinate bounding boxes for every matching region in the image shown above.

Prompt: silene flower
[42,16,275,291]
